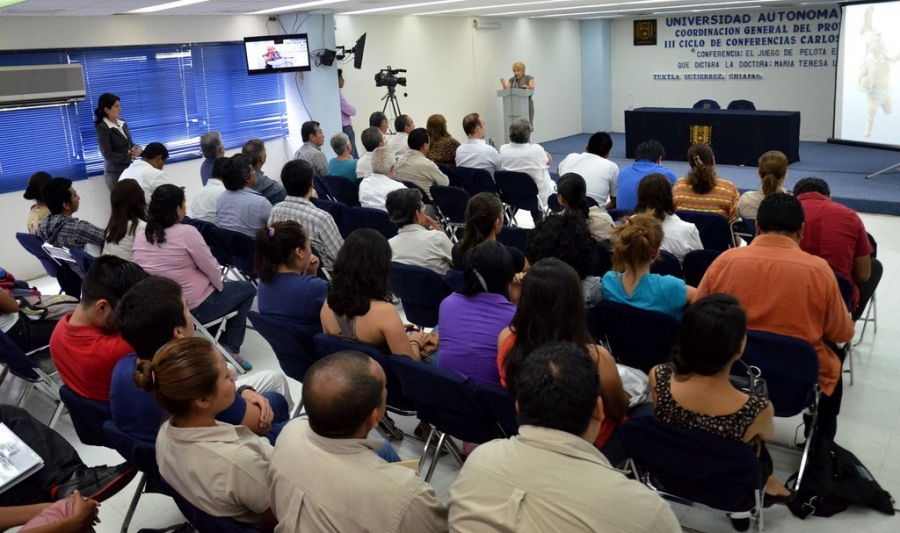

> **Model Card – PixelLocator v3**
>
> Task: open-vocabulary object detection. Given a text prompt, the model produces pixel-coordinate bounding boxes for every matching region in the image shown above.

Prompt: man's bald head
[303,351,385,438]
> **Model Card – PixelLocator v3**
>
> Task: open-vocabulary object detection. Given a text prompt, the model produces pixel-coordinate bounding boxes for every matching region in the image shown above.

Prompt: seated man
[37,178,105,251]
[293,120,329,177]
[616,139,677,211]
[455,112,501,174]
[386,188,453,276]
[557,131,619,210]
[369,111,389,136]
[359,147,406,211]
[393,128,449,200]
[499,119,555,223]
[190,157,226,224]
[216,154,273,237]
[793,177,881,320]
[269,160,344,270]
[199,131,225,186]
[118,142,171,204]
[356,126,384,179]
[243,139,287,205]
[112,276,292,444]
[49,256,148,402]
[385,114,415,160]
[269,351,448,532]
[448,342,680,532]
[697,193,854,440]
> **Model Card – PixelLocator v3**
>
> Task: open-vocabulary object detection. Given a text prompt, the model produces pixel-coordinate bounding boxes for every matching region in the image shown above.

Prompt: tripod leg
[865,161,900,179]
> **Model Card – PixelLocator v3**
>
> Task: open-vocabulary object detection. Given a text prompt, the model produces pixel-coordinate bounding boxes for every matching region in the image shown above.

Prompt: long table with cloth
[624,107,801,167]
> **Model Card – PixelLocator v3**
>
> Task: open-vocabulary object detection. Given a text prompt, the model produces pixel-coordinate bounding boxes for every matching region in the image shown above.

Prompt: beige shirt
[156,420,273,525]
[389,224,454,276]
[393,150,450,200]
[448,426,681,533]
[270,419,448,533]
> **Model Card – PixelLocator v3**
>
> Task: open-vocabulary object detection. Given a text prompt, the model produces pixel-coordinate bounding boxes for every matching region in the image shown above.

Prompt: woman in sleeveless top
[648,294,793,509]
[500,61,535,127]
[320,228,428,361]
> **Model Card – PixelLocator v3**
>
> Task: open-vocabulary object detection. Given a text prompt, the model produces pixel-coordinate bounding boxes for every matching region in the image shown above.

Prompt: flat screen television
[244,34,311,75]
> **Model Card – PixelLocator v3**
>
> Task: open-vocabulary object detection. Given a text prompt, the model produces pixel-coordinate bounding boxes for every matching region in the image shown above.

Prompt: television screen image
[244,34,311,75]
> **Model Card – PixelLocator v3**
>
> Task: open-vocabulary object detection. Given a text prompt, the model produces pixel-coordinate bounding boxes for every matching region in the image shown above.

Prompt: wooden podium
[497,88,533,143]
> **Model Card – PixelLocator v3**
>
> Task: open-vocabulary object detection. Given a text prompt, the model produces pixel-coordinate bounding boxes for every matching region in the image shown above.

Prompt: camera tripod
[381,86,404,130]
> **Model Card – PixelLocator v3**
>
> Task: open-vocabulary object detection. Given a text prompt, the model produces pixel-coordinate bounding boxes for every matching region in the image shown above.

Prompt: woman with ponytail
[556,172,614,243]
[738,150,789,221]
[601,211,696,319]
[255,221,326,337]
[452,192,527,272]
[135,337,277,527]
[672,144,740,222]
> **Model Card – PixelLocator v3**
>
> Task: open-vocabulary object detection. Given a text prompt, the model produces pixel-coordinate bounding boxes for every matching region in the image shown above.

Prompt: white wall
[604,7,841,141]
[581,19,613,133]
[334,15,583,145]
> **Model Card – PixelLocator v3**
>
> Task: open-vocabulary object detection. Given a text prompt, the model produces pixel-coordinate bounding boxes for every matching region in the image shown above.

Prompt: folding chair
[324,175,360,207]
[16,232,81,296]
[389,262,452,328]
[495,226,531,257]
[607,208,633,222]
[835,274,855,386]
[400,180,433,205]
[191,312,246,375]
[169,488,260,533]
[41,243,94,279]
[494,170,541,225]
[436,163,454,182]
[59,384,113,448]
[248,311,320,384]
[732,218,755,244]
[311,198,357,239]
[183,216,232,269]
[587,300,679,373]
[682,249,722,287]
[0,329,64,427]
[620,416,764,533]
[650,249,683,279]
[445,269,464,294]
[453,166,497,197]
[205,226,257,285]
[854,231,878,347]
[676,210,734,251]
[430,185,469,242]
[547,195,599,212]
[727,99,756,110]
[313,175,335,201]
[474,382,518,438]
[350,206,398,239]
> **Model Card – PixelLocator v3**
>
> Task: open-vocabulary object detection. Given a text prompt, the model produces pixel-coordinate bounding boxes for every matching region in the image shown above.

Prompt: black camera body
[374,66,407,88]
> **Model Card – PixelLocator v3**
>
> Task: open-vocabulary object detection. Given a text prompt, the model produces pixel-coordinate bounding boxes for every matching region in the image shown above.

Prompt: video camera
[374,66,407,88]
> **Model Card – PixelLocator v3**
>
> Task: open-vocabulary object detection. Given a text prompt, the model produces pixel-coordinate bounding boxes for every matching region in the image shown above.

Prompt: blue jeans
[377,439,401,463]
[343,125,359,159]
[192,281,256,354]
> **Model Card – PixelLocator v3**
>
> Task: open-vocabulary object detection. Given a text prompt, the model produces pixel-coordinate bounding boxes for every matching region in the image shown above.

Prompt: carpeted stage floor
[542,133,900,216]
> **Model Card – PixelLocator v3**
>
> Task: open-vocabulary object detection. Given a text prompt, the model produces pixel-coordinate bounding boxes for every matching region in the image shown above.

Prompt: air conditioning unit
[0,64,86,107]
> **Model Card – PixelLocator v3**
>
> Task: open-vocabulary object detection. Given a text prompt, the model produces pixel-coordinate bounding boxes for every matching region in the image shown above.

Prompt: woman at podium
[500,61,535,127]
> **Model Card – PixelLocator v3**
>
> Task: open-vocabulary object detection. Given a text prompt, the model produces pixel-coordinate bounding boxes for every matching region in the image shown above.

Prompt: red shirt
[49,313,134,402]
[797,192,873,309]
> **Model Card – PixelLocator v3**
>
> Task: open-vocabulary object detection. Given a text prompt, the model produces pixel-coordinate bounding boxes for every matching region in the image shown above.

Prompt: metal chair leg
[121,472,148,533]
[417,426,437,476]
[424,432,448,483]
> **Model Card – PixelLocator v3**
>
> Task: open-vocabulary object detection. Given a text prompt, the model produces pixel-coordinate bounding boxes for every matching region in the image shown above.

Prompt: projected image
[245,38,309,71]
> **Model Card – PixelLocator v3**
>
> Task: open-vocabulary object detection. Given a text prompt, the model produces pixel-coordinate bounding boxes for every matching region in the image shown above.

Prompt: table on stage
[624,107,801,167]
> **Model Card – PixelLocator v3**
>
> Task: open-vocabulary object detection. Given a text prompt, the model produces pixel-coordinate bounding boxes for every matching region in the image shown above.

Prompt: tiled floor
[4,212,899,532]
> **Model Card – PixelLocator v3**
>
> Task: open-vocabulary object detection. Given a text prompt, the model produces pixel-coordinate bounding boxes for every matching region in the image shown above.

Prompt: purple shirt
[437,292,516,386]
[340,92,356,127]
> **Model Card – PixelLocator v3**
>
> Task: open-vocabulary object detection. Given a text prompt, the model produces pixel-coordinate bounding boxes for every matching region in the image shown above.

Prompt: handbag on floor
[16,294,79,320]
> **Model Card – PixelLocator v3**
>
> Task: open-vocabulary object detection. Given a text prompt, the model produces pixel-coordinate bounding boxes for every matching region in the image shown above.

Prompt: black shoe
[729,517,750,532]
[51,462,138,502]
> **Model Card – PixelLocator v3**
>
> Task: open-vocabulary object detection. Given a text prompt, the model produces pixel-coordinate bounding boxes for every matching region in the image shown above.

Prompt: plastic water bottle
[628,94,634,111]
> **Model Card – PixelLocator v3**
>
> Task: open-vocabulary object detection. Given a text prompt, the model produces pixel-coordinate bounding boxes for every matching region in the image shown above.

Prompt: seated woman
[320,228,428,361]
[327,132,357,181]
[649,294,793,515]
[557,172,614,244]
[738,150,789,221]
[425,114,460,168]
[255,221,326,338]
[672,144,741,222]
[136,337,276,528]
[452,192,527,273]
[602,212,696,320]
[132,184,256,370]
[103,179,147,261]
[635,173,702,262]
[24,171,52,235]
[527,212,603,308]
[438,241,518,386]
[386,188,453,276]
[498,258,629,448]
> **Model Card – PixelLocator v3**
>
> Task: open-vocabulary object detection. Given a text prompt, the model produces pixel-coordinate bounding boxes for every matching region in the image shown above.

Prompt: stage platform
[542,133,900,217]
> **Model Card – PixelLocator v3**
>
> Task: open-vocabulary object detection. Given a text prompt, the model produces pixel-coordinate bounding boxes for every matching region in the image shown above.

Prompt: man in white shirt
[499,119,555,222]
[392,128,449,200]
[356,127,384,179]
[385,115,414,160]
[385,188,453,276]
[358,147,406,211]
[190,157,226,224]
[557,132,619,210]
[455,112,501,174]
[118,142,171,204]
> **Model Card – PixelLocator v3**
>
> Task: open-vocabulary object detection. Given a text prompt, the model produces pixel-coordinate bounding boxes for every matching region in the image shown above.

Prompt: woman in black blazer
[94,92,142,189]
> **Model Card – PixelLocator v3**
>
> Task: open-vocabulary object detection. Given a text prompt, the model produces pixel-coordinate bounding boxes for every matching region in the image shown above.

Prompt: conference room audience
[118,142,171,204]
[455,112,501,173]
[738,150,789,221]
[94,92,141,189]
[356,126,384,179]
[139,337,278,528]
[386,114,415,160]
[439,241,518,386]
[672,144,740,222]
[500,61,535,126]
[498,258,628,448]
[269,351,448,532]
[450,342,681,533]
[242,139,286,205]
[556,132,619,210]
[425,113,460,168]
[103,179,147,261]
[38,177,105,251]
[602,212,695,320]
[255,221,326,339]
[452,193,527,273]
[320,229,428,362]
[133,184,256,369]
[190,157,226,224]
[499,118,555,222]
[328,132,358,181]
[216,154,272,237]
[556,172,615,243]
[293,120,329,177]
[616,140,677,211]
[199,131,225,186]
[358,147,405,211]
[635,173,702,262]
[386,188,453,276]
[24,171,52,235]
[527,213,603,308]
[393,128,449,200]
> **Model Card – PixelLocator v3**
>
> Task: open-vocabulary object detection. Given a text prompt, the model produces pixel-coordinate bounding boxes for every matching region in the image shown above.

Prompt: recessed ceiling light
[251,0,352,16]
[127,0,209,14]
[344,0,465,15]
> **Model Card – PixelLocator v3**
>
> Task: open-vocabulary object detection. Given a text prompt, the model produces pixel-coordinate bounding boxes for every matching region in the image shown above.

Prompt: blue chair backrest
[650,249,683,279]
[741,330,819,417]
[430,186,469,224]
[389,262,452,328]
[474,382,518,438]
[693,99,721,110]
[495,226,530,256]
[546,194,562,212]
[618,417,761,513]
[588,300,679,373]
[69,248,95,277]
[324,175,360,207]
[607,208,632,222]
[311,198,356,239]
[436,163,454,181]
[184,217,233,267]
[0,329,43,382]
[675,211,732,251]
[445,269,464,293]
[391,356,502,444]
[494,171,539,211]
[313,175,334,201]
[732,219,755,244]
[835,273,854,312]
[169,489,261,533]
[682,249,722,287]
[590,242,612,277]
[16,232,59,277]
[350,207,398,239]
[400,181,432,205]
[59,384,113,448]
[453,167,496,197]
[248,311,320,383]
[213,226,257,279]
[727,99,756,110]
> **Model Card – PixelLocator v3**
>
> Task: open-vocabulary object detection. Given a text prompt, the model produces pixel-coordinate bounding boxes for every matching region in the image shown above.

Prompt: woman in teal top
[327,132,357,181]
[601,211,696,319]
